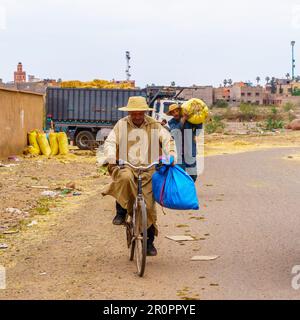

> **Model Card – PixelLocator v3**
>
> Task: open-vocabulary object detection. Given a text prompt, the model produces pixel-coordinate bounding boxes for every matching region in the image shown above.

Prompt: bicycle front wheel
[134,199,147,277]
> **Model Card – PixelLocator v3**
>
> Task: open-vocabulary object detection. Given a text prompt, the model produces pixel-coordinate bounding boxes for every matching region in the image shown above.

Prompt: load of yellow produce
[60,79,135,89]
[57,132,69,155]
[49,132,59,156]
[181,98,209,125]
[28,130,41,155]
[25,130,70,157]
[37,133,52,157]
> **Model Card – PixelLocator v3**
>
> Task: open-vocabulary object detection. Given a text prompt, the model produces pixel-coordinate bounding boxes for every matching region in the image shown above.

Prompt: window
[155,101,160,113]
[256,92,260,96]
[241,93,245,97]
[247,92,251,96]
[163,102,173,114]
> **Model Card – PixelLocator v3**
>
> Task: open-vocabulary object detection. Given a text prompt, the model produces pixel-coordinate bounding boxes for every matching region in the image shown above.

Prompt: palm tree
[256,76,261,85]
[265,76,270,84]
[227,79,233,86]
[171,81,176,87]
[270,77,277,94]
[286,73,291,80]
[223,79,228,87]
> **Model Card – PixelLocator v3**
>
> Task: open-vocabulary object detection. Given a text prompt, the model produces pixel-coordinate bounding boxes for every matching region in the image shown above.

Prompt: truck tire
[75,131,95,150]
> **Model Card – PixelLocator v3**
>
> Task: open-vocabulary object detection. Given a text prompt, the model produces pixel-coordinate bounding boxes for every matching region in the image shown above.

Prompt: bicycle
[118,159,159,277]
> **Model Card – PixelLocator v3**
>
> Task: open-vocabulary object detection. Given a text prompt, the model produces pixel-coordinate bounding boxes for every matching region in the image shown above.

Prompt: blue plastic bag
[152,164,199,210]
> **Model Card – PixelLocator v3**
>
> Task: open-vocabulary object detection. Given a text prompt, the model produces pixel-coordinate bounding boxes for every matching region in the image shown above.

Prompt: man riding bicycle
[100,96,176,256]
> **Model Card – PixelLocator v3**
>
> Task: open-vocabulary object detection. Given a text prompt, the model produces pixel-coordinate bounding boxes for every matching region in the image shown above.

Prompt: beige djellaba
[99,115,177,235]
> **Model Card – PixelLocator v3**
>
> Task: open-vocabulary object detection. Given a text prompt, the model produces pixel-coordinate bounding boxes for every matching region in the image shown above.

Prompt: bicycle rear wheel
[134,199,147,277]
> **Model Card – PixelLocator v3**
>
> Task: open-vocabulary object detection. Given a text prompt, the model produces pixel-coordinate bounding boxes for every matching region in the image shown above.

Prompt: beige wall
[0,88,44,159]
[177,86,214,106]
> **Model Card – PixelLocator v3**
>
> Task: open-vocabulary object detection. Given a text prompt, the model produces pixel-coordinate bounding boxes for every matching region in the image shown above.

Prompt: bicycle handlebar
[118,160,159,171]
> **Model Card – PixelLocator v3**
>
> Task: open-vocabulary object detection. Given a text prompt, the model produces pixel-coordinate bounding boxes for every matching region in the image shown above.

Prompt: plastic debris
[5,208,22,215]
[0,163,19,168]
[27,220,38,227]
[191,255,219,261]
[60,188,73,196]
[41,190,59,198]
[8,156,20,162]
[165,235,195,242]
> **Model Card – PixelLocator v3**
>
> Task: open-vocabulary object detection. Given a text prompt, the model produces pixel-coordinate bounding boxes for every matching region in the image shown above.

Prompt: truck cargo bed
[46,87,145,123]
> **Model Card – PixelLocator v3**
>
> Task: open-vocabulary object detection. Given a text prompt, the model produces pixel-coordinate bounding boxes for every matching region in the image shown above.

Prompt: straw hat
[166,104,181,116]
[119,96,153,112]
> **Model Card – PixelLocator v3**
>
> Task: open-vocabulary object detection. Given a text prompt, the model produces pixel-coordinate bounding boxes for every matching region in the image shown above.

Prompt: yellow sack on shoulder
[28,130,41,155]
[182,98,209,125]
[49,132,59,156]
[58,132,69,155]
[37,133,51,157]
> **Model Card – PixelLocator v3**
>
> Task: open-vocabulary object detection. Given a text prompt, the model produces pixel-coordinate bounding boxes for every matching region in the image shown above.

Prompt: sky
[0,0,300,87]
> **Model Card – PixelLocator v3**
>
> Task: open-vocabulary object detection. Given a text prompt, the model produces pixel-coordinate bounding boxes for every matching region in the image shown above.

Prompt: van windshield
[163,102,173,114]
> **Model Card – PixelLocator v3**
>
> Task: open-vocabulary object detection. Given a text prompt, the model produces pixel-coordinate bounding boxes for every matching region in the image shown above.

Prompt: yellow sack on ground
[58,132,69,155]
[182,98,209,124]
[37,133,51,157]
[49,132,59,156]
[28,130,41,155]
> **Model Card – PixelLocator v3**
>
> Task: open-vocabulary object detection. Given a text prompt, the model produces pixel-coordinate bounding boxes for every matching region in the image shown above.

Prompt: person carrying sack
[166,104,202,182]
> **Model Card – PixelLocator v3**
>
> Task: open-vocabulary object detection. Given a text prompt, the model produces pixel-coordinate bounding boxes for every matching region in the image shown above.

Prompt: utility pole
[291,41,296,80]
[125,51,131,81]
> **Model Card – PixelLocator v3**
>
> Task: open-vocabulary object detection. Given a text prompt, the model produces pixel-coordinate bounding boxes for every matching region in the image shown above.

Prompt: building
[276,80,300,96]
[213,87,231,103]
[0,78,59,94]
[14,62,26,83]
[28,75,41,83]
[263,93,283,105]
[176,86,213,106]
[231,83,264,105]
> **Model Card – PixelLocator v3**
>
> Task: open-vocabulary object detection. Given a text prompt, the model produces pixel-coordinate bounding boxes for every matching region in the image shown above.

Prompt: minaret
[14,62,26,83]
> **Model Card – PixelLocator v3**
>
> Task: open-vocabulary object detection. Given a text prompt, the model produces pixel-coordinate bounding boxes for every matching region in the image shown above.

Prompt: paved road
[1,147,300,300]
[198,147,300,299]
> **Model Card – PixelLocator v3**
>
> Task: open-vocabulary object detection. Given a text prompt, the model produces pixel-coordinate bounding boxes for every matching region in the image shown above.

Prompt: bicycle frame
[118,159,159,276]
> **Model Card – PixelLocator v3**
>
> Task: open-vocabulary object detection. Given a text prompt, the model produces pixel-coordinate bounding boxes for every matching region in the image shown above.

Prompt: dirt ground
[0,129,300,299]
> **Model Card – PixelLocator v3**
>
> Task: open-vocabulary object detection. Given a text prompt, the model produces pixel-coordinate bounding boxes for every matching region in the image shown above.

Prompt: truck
[45,86,188,149]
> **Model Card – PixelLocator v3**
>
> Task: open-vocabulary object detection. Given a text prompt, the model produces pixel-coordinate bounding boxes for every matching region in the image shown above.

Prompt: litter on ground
[165,235,195,242]
[191,255,219,261]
